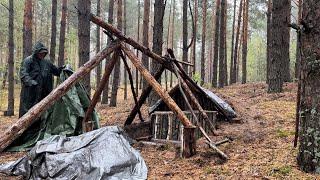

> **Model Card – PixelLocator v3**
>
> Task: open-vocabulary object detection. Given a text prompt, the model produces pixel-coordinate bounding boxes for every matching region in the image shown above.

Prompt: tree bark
[142,0,150,89]
[0,45,117,152]
[241,0,249,84]
[101,0,115,104]
[233,0,243,83]
[212,0,221,87]
[200,0,207,85]
[23,0,33,59]
[50,0,57,62]
[110,0,123,107]
[267,0,290,92]
[218,0,226,88]
[96,0,101,96]
[223,2,228,85]
[191,0,198,75]
[58,0,68,67]
[78,0,91,95]
[149,0,165,106]
[297,0,320,173]
[5,0,14,116]
[182,0,189,72]
[135,0,141,95]
[295,0,302,80]
[123,0,128,100]
[266,0,272,84]
[229,0,237,84]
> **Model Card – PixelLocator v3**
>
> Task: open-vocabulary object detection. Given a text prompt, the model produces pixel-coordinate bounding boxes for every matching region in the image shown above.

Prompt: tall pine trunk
[141,0,150,89]
[101,0,114,104]
[267,0,290,92]
[229,0,237,84]
[50,0,57,62]
[200,0,207,85]
[212,0,221,87]
[6,0,14,116]
[223,2,228,85]
[58,0,68,67]
[182,0,188,72]
[23,0,33,59]
[295,0,302,80]
[110,0,123,107]
[218,0,226,88]
[96,0,101,95]
[297,0,320,173]
[149,0,165,106]
[123,0,128,100]
[241,0,249,84]
[135,0,141,94]
[191,0,198,75]
[266,0,272,84]
[78,0,91,95]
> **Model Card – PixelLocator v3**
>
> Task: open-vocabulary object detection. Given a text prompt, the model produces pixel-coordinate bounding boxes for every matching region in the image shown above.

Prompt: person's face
[37,52,47,60]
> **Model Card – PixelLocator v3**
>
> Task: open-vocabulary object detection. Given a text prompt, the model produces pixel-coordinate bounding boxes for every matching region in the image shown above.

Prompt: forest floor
[0,82,319,179]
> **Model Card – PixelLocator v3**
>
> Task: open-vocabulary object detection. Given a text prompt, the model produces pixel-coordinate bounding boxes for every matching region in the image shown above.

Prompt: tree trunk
[223,2,228,85]
[23,0,33,59]
[101,0,114,105]
[96,0,101,96]
[149,0,165,106]
[109,0,123,107]
[123,0,128,100]
[50,0,57,62]
[200,0,207,85]
[282,0,291,82]
[212,0,221,87]
[191,0,198,75]
[170,0,176,87]
[266,0,272,84]
[229,0,237,84]
[295,0,302,80]
[78,0,91,95]
[218,0,226,88]
[142,0,150,89]
[58,0,68,67]
[241,0,249,84]
[5,0,14,116]
[135,0,141,96]
[182,0,188,72]
[233,0,243,83]
[297,0,320,173]
[267,0,290,92]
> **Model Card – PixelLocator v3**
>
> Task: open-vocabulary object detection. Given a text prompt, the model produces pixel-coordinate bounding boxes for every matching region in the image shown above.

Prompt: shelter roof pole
[0,44,118,152]
[121,44,194,128]
[83,48,118,132]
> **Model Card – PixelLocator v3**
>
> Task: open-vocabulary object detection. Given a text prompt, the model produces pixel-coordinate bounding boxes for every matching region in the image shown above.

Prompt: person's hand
[31,80,38,86]
[58,65,66,71]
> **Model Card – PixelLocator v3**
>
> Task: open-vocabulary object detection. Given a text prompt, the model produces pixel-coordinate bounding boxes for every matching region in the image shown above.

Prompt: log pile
[0,14,229,159]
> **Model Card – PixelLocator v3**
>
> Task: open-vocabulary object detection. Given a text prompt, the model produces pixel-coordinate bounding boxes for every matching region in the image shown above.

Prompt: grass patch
[275,129,295,138]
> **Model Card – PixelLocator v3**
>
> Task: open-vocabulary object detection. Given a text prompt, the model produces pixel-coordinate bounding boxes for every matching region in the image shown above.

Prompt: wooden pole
[125,66,165,125]
[121,44,194,128]
[82,50,118,132]
[90,14,192,68]
[0,44,118,152]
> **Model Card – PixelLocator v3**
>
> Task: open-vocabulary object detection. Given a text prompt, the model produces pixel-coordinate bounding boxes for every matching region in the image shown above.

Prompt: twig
[0,3,9,11]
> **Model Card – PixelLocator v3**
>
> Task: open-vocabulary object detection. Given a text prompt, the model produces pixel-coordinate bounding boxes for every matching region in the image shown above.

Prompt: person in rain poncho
[19,42,64,117]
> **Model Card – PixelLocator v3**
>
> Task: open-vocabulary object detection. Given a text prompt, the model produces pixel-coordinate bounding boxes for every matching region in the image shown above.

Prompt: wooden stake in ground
[0,44,118,152]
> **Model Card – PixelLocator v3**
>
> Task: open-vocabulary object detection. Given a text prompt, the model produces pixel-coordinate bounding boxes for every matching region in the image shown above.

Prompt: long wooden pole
[0,44,118,152]
[121,44,194,128]
[90,14,192,68]
[83,50,118,132]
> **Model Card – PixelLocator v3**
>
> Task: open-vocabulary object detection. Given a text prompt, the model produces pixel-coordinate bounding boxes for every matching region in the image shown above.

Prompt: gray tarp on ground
[0,126,148,180]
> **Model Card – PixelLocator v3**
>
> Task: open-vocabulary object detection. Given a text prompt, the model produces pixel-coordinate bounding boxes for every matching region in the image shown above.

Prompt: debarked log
[0,44,118,152]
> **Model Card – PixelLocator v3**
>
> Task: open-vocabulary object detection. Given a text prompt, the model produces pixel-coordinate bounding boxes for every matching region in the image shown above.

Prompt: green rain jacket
[19,42,61,117]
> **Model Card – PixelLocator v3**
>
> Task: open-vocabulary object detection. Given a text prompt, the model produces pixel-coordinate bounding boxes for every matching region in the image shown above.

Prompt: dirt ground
[0,83,319,179]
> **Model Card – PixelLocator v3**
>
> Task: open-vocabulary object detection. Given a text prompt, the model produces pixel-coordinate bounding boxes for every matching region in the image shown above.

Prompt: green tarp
[7,69,100,151]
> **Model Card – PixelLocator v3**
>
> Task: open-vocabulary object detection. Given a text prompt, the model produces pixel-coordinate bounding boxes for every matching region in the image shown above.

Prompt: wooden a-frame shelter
[0,14,228,159]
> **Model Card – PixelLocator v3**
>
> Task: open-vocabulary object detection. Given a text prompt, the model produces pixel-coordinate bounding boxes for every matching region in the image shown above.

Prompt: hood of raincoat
[32,42,48,56]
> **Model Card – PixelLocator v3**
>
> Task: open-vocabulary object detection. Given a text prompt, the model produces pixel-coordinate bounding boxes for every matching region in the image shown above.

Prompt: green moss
[276,129,295,138]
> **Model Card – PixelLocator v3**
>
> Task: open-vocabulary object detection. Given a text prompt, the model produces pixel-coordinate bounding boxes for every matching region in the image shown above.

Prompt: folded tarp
[0,126,148,179]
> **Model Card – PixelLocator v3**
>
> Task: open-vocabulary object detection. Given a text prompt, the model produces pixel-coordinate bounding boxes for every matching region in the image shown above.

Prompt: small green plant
[192,72,202,84]
[276,129,295,138]
[204,166,214,175]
